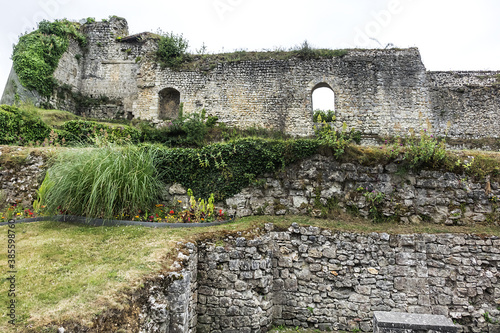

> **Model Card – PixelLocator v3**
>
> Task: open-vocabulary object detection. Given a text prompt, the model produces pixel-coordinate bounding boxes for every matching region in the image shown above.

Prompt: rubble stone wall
[223,154,499,226]
[142,225,500,332]
[3,18,499,141]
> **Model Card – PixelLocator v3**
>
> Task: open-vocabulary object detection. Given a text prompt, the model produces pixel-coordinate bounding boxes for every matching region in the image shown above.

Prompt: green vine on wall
[155,138,320,201]
[12,19,87,97]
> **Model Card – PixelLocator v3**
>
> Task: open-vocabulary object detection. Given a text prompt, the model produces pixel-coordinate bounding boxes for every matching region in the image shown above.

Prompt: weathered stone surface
[4,17,500,141]
[144,229,500,333]
[220,155,499,225]
[169,183,186,195]
[373,311,457,332]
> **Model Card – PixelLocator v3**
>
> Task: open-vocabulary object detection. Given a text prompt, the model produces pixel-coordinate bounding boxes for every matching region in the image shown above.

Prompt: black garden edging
[0,215,235,228]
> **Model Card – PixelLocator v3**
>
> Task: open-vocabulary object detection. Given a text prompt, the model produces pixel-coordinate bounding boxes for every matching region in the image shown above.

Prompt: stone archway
[158,88,180,119]
[312,83,335,113]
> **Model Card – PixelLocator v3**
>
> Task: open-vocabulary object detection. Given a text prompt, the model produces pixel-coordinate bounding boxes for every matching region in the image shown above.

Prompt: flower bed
[1,190,229,224]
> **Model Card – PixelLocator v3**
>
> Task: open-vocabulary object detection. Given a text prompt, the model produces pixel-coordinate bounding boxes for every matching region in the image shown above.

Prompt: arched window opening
[158,88,180,119]
[312,85,335,122]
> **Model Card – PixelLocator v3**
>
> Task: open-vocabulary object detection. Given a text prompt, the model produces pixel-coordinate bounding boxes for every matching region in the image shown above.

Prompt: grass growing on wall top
[179,46,349,71]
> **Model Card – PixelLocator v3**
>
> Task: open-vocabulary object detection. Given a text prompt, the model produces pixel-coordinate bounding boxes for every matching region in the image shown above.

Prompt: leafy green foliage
[155,138,320,201]
[12,19,87,96]
[44,145,165,219]
[358,187,386,222]
[315,122,361,158]
[138,109,215,147]
[33,172,54,213]
[155,31,189,68]
[313,109,335,123]
[0,104,51,144]
[61,120,142,144]
[386,128,446,169]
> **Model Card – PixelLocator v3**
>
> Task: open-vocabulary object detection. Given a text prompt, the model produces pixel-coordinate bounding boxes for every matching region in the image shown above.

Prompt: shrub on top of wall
[155,31,189,69]
[0,104,51,145]
[12,19,87,97]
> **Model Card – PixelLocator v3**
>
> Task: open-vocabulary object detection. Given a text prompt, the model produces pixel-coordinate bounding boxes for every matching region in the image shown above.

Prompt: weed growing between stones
[384,126,446,169]
[357,187,386,223]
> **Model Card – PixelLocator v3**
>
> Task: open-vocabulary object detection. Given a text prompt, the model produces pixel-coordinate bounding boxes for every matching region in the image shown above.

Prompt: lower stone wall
[0,147,46,208]
[139,242,198,333]
[146,225,500,333]
[196,235,275,332]
[223,154,499,225]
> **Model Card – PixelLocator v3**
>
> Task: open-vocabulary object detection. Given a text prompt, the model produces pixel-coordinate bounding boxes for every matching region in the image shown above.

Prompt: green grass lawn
[0,215,498,332]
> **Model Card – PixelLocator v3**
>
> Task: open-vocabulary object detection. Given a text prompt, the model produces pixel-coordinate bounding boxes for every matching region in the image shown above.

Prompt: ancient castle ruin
[2,16,499,141]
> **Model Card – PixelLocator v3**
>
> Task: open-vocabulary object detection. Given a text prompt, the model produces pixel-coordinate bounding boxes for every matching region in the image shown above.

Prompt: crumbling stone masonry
[2,17,500,140]
[140,224,500,333]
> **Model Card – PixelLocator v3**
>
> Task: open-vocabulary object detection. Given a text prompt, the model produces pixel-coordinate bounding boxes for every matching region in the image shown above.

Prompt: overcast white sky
[1,0,499,101]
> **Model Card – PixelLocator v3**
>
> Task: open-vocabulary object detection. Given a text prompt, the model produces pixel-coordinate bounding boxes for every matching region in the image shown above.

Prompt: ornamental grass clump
[43,145,165,219]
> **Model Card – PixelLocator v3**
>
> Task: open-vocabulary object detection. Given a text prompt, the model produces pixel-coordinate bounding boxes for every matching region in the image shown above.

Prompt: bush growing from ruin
[385,127,446,169]
[155,31,189,68]
[315,121,361,158]
[313,109,336,123]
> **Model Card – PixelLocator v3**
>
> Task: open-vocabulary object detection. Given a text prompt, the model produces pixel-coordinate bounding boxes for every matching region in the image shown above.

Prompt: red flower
[169,210,174,214]
[219,209,222,215]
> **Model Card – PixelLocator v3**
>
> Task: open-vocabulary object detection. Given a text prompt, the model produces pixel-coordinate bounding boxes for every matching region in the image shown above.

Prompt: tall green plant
[156,31,189,68]
[386,127,446,169]
[315,121,354,158]
[33,173,54,213]
[44,145,165,219]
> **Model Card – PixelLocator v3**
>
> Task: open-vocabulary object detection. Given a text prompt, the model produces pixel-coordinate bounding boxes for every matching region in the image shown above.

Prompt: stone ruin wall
[428,71,500,140]
[218,154,500,226]
[139,225,500,333]
[3,17,498,142]
[2,146,499,225]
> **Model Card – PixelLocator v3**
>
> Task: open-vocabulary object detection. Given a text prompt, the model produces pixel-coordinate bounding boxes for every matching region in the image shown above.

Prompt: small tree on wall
[155,31,189,68]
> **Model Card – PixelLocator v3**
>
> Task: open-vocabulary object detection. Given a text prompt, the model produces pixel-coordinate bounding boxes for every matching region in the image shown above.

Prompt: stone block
[373,311,457,332]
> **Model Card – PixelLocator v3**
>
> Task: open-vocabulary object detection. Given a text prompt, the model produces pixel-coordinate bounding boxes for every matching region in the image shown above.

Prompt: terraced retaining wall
[219,154,499,225]
[2,146,499,226]
[140,224,500,332]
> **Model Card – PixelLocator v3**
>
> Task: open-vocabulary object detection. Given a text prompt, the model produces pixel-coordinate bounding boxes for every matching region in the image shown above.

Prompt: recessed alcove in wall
[158,88,180,119]
[312,83,335,113]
